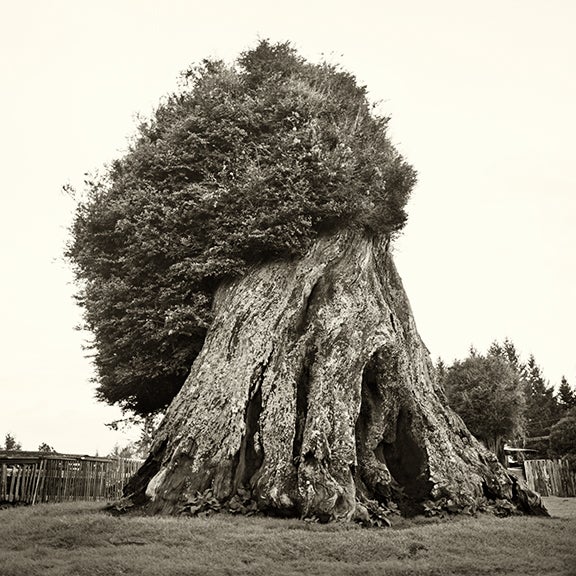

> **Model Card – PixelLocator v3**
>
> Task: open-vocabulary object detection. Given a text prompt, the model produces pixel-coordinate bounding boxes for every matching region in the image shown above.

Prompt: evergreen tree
[488,337,521,372]
[523,355,561,455]
[558,376,576,412]
[435,357,447,383]
[443,353,525,464]
[2,433,22,451]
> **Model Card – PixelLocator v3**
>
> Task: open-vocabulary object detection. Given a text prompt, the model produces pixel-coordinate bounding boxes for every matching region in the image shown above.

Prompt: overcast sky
[1,0,574,455]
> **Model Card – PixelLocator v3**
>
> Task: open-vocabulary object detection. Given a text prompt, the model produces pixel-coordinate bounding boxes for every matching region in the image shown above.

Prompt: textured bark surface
[124,231,546,521]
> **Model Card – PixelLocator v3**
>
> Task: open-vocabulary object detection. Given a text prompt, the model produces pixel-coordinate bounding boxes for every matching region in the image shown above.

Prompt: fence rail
[0,453,141,504]
[524,459,576,497]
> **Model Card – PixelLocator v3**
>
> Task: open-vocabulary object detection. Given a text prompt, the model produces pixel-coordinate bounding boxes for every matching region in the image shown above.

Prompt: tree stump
[124,231,546,521]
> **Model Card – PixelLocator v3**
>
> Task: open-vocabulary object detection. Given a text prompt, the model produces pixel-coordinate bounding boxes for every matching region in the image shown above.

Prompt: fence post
[32,458,45,505]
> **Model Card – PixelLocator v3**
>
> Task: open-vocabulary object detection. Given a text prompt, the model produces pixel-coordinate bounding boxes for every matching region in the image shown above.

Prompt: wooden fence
[0,453,142,504]
[524,459,576,497]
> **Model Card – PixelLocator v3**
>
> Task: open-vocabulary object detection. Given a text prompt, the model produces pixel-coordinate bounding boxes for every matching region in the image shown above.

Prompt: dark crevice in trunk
[380,408,433,515]
[293,345,315,464]
[294,279,322,336]
[227,311,249,361]
[355,348,397,505]
[123,438,167,504]
[355,346,432,515]
[234,384,264,489]
[233,353,270,491]
[481,479,502,501]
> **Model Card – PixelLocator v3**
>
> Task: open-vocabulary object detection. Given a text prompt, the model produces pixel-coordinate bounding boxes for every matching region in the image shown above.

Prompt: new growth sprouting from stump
[67,41,547,523]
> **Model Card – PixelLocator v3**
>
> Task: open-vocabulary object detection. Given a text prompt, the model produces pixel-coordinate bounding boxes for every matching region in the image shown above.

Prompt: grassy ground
[0,497,575,576]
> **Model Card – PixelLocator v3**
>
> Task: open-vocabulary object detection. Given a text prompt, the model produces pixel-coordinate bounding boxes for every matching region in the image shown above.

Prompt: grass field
[1,497,575,576]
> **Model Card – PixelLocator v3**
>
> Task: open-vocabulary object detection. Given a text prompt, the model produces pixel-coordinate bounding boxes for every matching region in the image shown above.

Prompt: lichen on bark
[123,231,546,522]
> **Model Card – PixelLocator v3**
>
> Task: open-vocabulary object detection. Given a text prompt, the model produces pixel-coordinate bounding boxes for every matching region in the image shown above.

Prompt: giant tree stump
[124,231,545,521]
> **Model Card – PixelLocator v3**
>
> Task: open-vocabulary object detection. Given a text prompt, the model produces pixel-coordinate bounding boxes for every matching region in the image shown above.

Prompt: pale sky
[1,0,574,455]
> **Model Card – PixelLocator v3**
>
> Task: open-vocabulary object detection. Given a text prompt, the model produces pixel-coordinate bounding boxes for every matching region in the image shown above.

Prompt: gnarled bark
[124,231,546,521]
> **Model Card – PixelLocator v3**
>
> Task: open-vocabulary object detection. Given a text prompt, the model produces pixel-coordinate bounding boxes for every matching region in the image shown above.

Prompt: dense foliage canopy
[442,351,525,462]
[550,414,576,472]
[440,339,575,461]
[67,41,416,416]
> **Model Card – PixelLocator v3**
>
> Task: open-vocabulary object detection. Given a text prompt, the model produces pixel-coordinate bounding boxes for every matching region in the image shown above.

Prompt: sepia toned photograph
[1,1,575,574]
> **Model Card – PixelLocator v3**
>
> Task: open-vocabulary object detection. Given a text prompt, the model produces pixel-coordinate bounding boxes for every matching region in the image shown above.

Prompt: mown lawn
[0,497,574,576]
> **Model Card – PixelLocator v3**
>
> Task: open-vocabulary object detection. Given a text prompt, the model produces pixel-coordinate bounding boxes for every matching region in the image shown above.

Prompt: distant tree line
[0,434,55,453]
[0,431,148,460]
[437,338,576,469]
[0,434,22,451]
[1,415,157,459]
